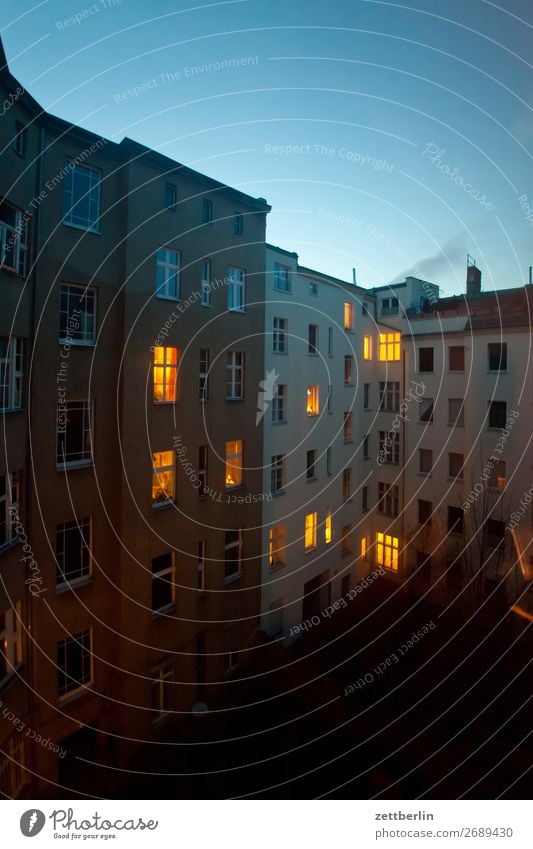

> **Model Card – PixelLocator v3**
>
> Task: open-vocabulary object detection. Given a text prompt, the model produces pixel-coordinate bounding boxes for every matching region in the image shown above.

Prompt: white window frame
[226,351,245,400]
[224,529,242,579]
[0,337,23,411]
[419,448,433,475]
[344,355,353,385]
[0,200,27,277]
[57,400,93,467]
[227,266,245,312]
[200,259,211,306]
[57,628,93,698]
[225,440,243,489]
[199,348,209,401]
[197,540,207,591]
[306,385,319,416]
[55,516,92,587]
[269,524,285,567]
[63,163,101,233]
[59,284,96,345]
[273,317,287,353]
[0,471,20,549]
[153,346,179,403]
[378,482,399,517]
[448,398,465,426]
[273,262,290,292]
[271,384,286,423]
[271,454,285,494]
[151,552,175,612]
[156,247,180,300]
[379,381,400,412]
[308,324,318,354]
[344,301,354,332]
[342,468,351,502]
[343,411,353,443]
[379,430,400,465]
[150,663,174,722]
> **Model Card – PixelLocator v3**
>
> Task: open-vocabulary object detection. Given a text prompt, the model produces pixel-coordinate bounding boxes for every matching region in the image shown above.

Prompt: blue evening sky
[2,0,533,295]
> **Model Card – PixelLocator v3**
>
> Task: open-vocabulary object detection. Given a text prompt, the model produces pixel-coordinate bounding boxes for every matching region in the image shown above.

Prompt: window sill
[227,308,246,314]
[154,400,177,406]
[271,420,287,425]
[0,539,20,556]
[152,604,175,619]
[58,684,94,707]
[308,352,319,357]
[200,303,212,309]
[152,500,175,511]
[56,460,93,471]
[304,547,317,554]
[488,370,507,375]
[58,338,96,347]
[272,350,288,355]
[156,294,180,302]
[63,221,101,235]
[447,476,463,483]
[226,397,244,402]
[274,287,292,294]
[341,549,352,557]
[56,576,92,594]
[269,561,285,573]
[418,471,432,477]
[225,484,243,493]
[271,489,285,497]
[224,571,243,585]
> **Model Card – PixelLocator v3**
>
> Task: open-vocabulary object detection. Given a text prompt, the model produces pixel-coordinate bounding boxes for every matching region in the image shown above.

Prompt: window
[363,383,370,410]
[197,541,207,591]
[304,512,317,550]
[271,454,285,494]
[200,259,211,306]
[418,347,434,372]
[378,332,400,361]
[56,517,91,586]
[227,266,245,311]
[269,525,285,567]
[448,452,464,480]
[0,337,23,410]
[328,327,333,356]
[152,450,175,506]
[0,728,26,798]
[308,324,318,354]
[381,297,399,316]
[0,200,27,276]
[418,499,432,525]
[57,629,92,697]
[273,262,290,292]
[14,121,27,157]
[156,247,180,299]
[164,182,177,211]
[449,345,465,371]
[151,553,174,612]
[343,412,353,443]
[226,351,245,400]
[224,627,240,673]
[57,400,92,466]
[59,284,96,345]
[363,335,372,360]
[233,211,244,235]
[272,384,286,423]
[362,301,369,315]
[378,482,399,517]
[379,381,399,412]
[225,440,243,488]
[63,163,100,232]
[150,663,173,721]
[448,398,464,426]
[487,519,505,547]
[224,530,242,578]
[379,431,400,465]
[309,281,318,296]
[419,398,434,423]
[325,509,332,544]
[306,385,319,415]
[362,485,369,512]
[488,460,506,491]
[0,471,20,549]
[344,302,354,331]
[419,448,433,474]
[488,400,506,429]
[327,384,333,414]
[360,536,369,560]
[202,197,213,223]
[0,602,22,681]
[341,525,351,555]
[199,348,209,401]
[273,317,287,353]
[342,468,351,502]
[363,434,369,459]
[447,506,464,534]
[306,449,317,480]
[198,445,208,497]
[326,446,332,476]
[488,342,507,372]
[376,532,399,571]
[153,346,179,403]
[344,355,353,385]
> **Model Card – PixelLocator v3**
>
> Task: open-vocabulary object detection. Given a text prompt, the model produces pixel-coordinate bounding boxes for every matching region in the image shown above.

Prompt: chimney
[352,267,357,285]
[466,254,481,296]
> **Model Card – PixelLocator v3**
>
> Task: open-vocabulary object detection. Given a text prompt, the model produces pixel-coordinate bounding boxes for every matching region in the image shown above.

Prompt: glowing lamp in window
[153,346,178,402]
[152,451,175,505]
[304,512,317,550]
[376,532,399,571]
[363,335,372,360]
[306,385,319,415]
[225,440,243,488]
[378,332,400,362]
[324,510,332,544]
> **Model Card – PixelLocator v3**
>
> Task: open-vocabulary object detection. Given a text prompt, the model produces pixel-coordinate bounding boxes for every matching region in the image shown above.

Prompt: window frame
[269,524,286,567]
[199,347,209,402]
[273,262,291,292]
[156,247,181,300]
[164,182,178,211]
[273,316,288,353]
[304,512,318,551]
[226,351,245,400]
[0,336,23,411]
[55,516,92,588]
[271,384,287,423]
[376,532,399,572]
[306,385,319,416]
[59,283,97,346]
[224,529,243,580]
[200,259,211,307]
[0,200,28,277]
[56,400,93,468]
[378,332,400,362]
[270,454,285,494]
[153,346,179,404]
[57,628,93,699]
[63,162,101,233]
[152,450,175,507]
[225,439,243,489]
[151,552,175,613]
[0,601,22,683]
[0,471,20,550]
[227,266,245,312]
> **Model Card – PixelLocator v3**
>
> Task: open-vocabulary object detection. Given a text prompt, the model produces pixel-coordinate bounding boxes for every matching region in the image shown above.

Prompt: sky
[2,0,533,296]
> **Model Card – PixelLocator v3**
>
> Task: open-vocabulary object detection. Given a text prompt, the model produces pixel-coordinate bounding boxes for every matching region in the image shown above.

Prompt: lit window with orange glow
[363,335,372,360]
[360,536,368,560]
[376,532,399,571]
[153,346,179,402]
[378,332,400,362]
[152,451,175,506]
[306,385,319,415]
[304,512,317,550]
[269,524,285,567]
[225,440,243,489]
[344,301,354,331]
[324,510,332,544]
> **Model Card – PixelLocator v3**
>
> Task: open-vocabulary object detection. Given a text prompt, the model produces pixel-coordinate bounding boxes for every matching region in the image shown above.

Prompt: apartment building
[0,37,270,796]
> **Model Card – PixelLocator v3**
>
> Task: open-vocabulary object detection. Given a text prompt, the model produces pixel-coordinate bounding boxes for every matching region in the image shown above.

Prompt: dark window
[164,182,177,211]
[57,630,92,696]
[202,198,213,223]
[488,400,506,429]
[418,499,432,525]
[418,347,434,372]
[233,212,243,235]
[487,519,505,547]
[447,506,464,534]
[419,398,434,423]
[449,346,464,371]
[224,530,242,578]
[198,445,208,496]
[56,518,91,585]
[151,553,174,611]
[306,449,316,480]
[57,401,92,465]
[362,485,368,512]
[488,342,507,371]
[308,324,318,354]
[14,122,27,157]
[363,383,370,409]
